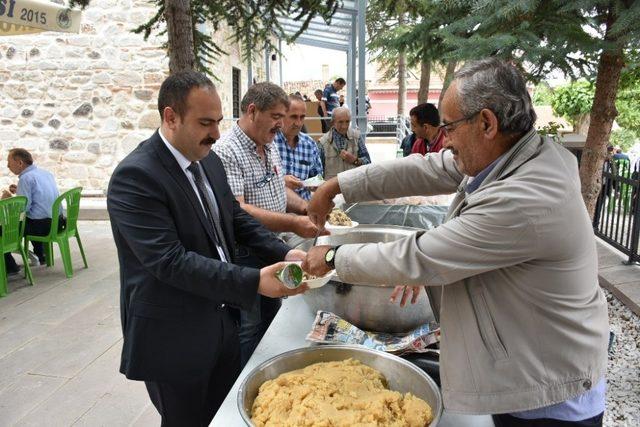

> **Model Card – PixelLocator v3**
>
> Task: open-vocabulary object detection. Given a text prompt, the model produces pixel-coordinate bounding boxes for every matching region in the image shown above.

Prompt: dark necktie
[187,162,230,261]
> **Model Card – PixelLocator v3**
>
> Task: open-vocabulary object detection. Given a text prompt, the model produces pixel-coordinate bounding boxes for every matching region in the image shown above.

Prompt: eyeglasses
[255,171,275,188]
[438,111,480,135]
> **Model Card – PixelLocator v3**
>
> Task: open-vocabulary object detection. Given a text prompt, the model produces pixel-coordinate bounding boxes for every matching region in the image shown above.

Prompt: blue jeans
[235,245,281,367]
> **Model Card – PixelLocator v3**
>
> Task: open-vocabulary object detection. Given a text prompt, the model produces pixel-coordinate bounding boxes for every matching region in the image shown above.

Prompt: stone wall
[0,0,268,194]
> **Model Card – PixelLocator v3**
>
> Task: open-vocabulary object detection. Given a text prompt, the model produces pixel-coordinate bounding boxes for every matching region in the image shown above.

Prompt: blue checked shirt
[274,131,323,200]
[17,165,60,219]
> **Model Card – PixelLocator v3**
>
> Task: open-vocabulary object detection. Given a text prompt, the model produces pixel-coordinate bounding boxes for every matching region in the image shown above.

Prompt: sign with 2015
[0,0,81,34]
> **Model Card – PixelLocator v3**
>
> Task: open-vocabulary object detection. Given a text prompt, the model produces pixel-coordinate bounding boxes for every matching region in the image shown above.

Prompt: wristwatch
[325,246,339,269]
[353,158,360,166]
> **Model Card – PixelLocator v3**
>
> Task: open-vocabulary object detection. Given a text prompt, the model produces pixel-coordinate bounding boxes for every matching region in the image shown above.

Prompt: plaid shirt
[274,131,323,200]
[213,124,287,213]
[318,128,371,173]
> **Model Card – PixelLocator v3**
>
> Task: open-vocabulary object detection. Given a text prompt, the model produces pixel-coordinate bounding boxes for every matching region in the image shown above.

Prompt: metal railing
[592,159,640,264]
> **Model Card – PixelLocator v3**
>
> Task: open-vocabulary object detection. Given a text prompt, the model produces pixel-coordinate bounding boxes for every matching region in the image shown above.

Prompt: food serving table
[211,296,494,427]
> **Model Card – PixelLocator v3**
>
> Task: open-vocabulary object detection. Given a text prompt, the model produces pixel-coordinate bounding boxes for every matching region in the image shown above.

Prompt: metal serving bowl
[289,224,435,333]
[238,345,442,426]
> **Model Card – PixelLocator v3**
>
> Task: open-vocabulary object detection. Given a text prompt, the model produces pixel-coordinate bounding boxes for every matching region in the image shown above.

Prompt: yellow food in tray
[327,208,352,226]
[251,358,433,427]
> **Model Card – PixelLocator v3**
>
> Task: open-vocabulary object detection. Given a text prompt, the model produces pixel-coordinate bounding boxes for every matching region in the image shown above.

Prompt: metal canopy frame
[269,0,367,131]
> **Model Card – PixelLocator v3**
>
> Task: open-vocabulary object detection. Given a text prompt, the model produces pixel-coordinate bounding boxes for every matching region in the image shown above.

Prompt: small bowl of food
[325,208,358,235]
[302,270,336,289]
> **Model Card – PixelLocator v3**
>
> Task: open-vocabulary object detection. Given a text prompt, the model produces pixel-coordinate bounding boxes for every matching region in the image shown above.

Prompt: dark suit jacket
[107,131,290,382]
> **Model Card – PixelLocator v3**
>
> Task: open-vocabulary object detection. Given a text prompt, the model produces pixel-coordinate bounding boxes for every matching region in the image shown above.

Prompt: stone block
[113,71,143,87]
[5,84,28,99]
[87,143,101,155]
[63,152,97,164]
[133,90,153,101]
[1,107,19,119]
[73,103,93,117]
[48,119,61,129]
[49,139,69,151]
[0,130,20,141]
[75,119,93,130]
[64,164,90,179]
[91,72,112,85]
[94,107,111,119]
[144,72,166,84]
[102,118,119,133]
[120,132,147,154]
[138,111,160,129]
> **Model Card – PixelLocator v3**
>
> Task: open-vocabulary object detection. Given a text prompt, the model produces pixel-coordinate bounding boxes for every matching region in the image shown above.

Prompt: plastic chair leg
[75,233,88,268]
[45,242,54,267]
[19,246,34,286]
[58,239,73,278]
[0,254,7,297]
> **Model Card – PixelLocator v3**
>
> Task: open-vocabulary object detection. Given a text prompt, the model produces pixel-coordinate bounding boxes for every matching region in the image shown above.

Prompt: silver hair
[453,58,536,134]
[240,82,290,113]
[331,106,351,120]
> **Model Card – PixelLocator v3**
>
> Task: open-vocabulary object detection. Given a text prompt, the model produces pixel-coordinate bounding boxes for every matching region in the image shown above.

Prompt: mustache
[200,137,216,145]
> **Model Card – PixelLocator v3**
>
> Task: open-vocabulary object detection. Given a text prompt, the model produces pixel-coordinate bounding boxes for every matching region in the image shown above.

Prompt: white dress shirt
[159,129,227,262]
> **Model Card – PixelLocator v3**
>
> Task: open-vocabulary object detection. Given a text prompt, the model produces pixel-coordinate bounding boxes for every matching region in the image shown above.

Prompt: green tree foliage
[532,83,554,106]
[550,80,595,125]
[69,0,340,75]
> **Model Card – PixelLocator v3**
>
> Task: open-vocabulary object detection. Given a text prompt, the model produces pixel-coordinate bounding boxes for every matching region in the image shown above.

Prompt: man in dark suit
[107,71,307,426]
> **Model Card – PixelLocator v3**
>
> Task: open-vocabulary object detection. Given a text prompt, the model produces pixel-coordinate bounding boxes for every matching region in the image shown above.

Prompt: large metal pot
[238,345,442,426]
[289,224,435,333]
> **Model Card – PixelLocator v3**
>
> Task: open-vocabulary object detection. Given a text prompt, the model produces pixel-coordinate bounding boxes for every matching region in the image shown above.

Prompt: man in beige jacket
[303,59,609,426]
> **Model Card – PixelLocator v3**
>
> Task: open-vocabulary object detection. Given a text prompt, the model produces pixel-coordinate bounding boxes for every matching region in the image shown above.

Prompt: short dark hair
[158,71,215,120]
[314,89,323,97]
[9,148,33,165]
[335,77,346,85]
[241,82,289,114]
[409,103,440,127]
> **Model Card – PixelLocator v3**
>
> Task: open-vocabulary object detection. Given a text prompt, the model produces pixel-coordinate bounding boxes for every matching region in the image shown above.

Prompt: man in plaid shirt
[274,95,324,201]
[213,83,324,366]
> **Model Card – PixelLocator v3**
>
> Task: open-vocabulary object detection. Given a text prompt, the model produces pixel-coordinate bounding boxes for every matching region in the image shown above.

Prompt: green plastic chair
[0,196,34,297]
[25,187,88,278]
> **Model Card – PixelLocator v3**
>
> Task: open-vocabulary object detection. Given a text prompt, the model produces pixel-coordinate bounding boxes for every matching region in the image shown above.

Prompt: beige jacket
[335,129,609,414]
[318,128,360,179]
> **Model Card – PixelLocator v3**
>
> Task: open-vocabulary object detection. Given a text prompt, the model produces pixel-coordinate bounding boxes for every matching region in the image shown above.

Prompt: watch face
[325,249,335,262]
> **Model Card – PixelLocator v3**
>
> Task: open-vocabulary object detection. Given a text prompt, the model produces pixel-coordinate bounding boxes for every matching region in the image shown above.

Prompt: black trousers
[493,412,604,427]
[4,216,67,272]
[234,245,281,368]
[144,309,240,427]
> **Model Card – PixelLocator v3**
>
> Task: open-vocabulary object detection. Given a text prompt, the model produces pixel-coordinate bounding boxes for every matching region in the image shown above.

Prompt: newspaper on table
[306,310,440,355]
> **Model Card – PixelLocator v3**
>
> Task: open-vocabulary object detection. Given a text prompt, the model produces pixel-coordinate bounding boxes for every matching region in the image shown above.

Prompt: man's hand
[8,184,17,194]
[302,245,332,277]
[340,150,357,164]
[284,175,303,190]
[258,262,309,298]
[285,249,306,262]
[389,286,423,307]
[1,189,12,199]
[307,177,341,227]
[293,215,330,239]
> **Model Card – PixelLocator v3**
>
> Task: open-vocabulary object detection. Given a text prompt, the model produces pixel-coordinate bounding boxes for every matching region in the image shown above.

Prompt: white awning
[0,0,81,36]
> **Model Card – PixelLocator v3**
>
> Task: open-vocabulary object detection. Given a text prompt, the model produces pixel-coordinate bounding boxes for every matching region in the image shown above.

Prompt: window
[232,67,241,119]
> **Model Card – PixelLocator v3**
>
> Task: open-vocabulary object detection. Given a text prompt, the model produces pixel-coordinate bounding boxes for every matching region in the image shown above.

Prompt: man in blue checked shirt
[274,95,323,201]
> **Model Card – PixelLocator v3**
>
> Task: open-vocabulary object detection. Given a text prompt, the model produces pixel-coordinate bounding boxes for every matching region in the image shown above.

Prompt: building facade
[0,0,271,194]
